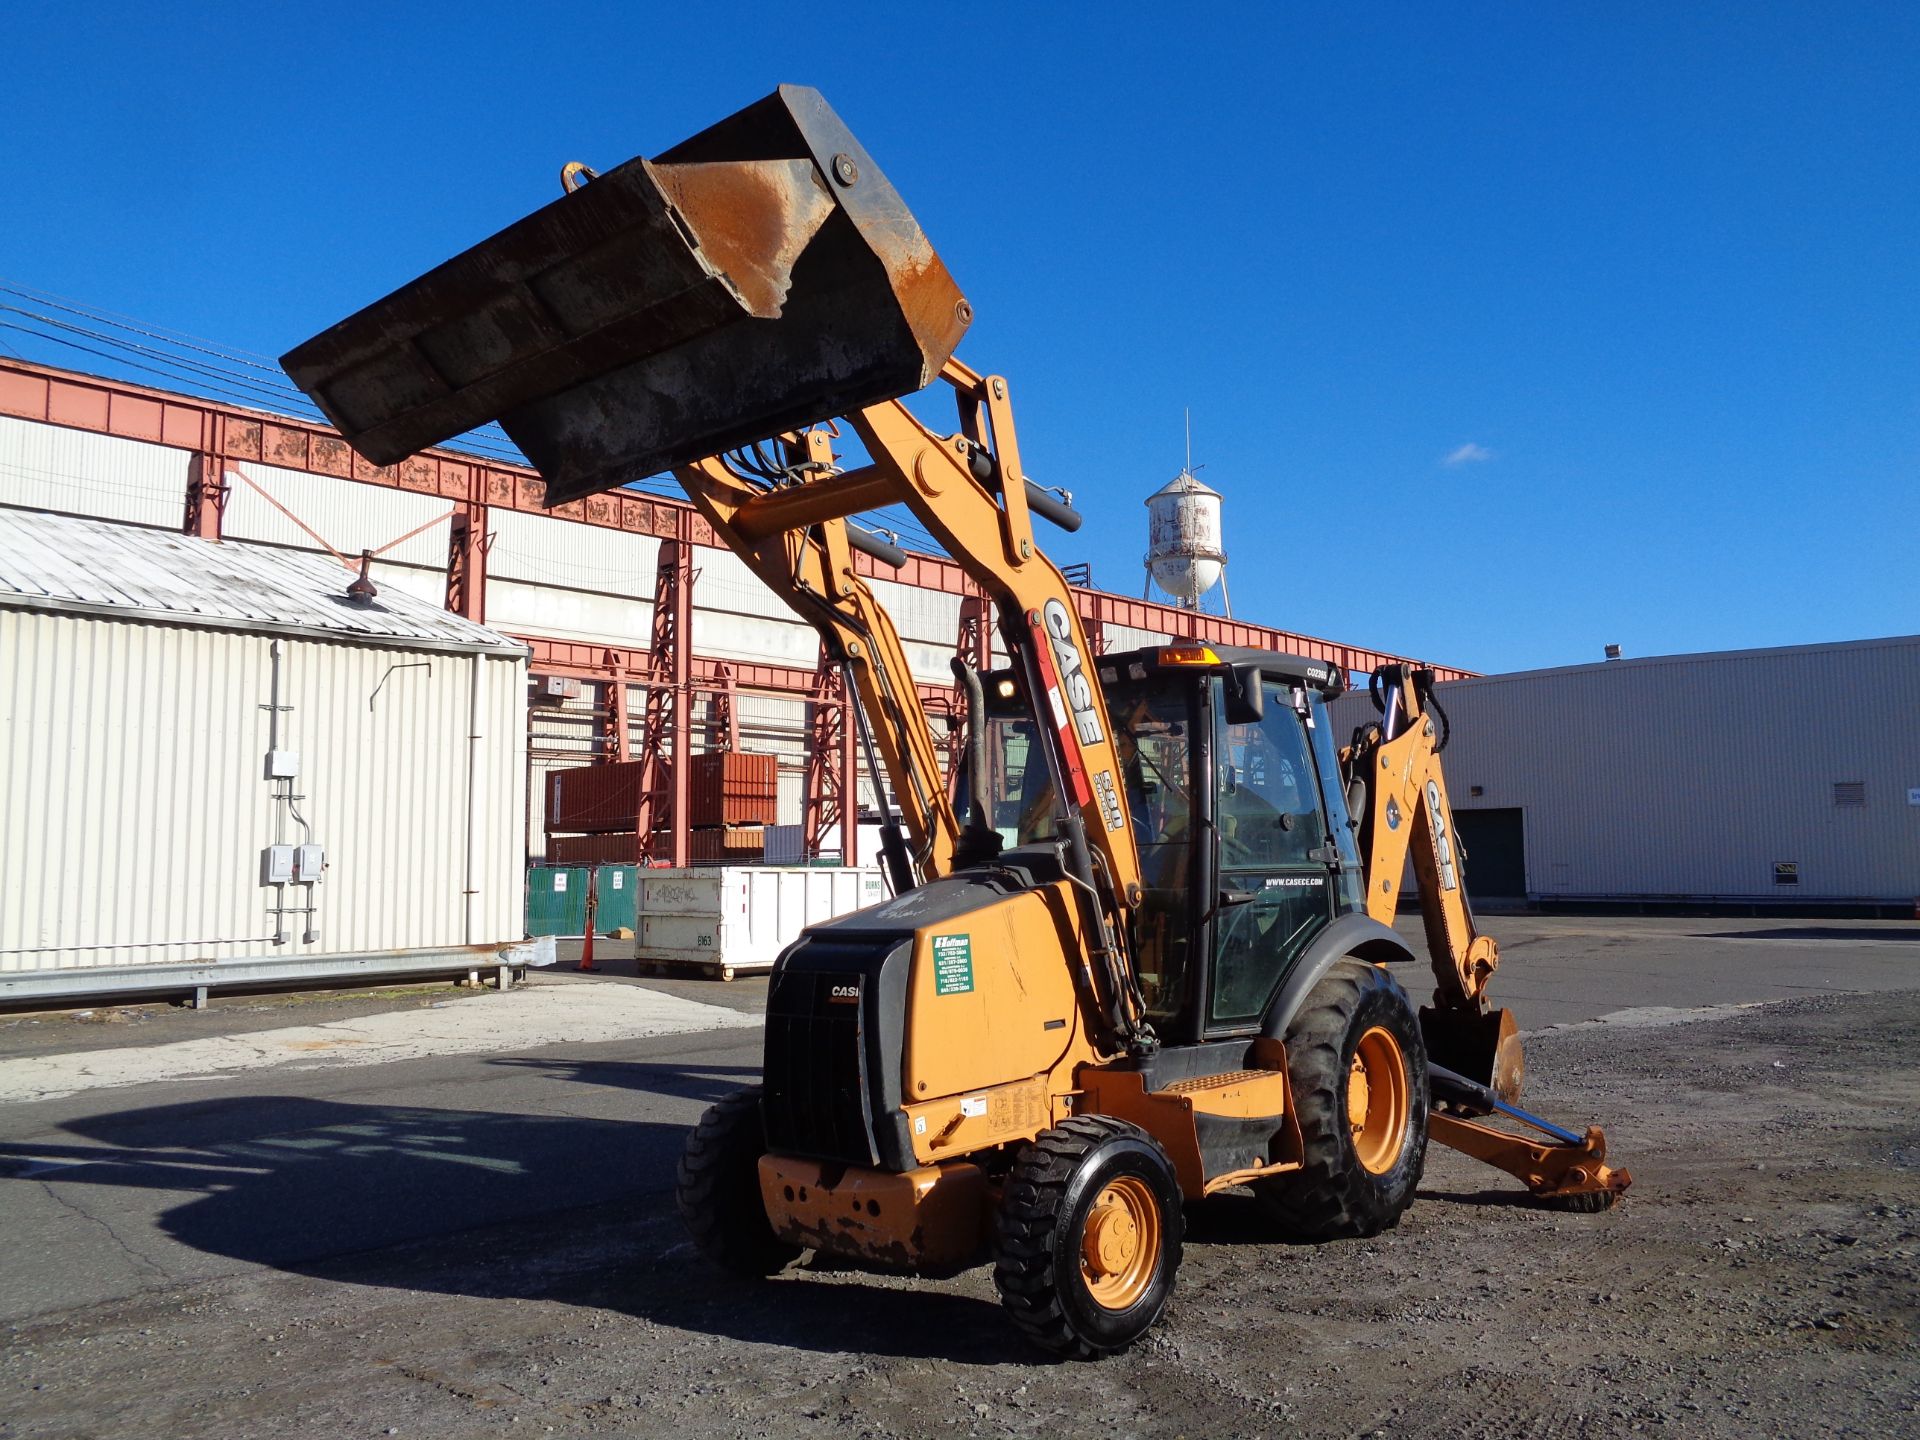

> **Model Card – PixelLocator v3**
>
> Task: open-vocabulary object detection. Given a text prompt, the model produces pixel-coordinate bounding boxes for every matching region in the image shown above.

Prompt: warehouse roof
[1434,631,1920,689]
[0,508,525,656]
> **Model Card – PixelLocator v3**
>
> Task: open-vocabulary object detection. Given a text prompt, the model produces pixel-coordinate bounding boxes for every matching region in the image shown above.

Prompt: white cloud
[1442,442,1495,467]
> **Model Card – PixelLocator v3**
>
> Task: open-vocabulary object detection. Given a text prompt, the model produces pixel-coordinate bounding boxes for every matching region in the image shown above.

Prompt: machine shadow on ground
[0,1092,1036,1364]
[2,1077,1572,1365]
[484,1055,762,1103]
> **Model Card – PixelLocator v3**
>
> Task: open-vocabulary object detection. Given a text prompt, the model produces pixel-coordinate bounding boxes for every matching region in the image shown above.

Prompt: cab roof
[1098,643,1348,697]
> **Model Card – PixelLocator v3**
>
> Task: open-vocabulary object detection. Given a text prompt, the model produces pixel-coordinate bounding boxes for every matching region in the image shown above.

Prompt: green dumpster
[595,864,639,933]
[526,866,589,936]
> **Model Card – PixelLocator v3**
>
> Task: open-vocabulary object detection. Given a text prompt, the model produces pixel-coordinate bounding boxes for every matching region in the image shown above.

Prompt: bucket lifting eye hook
[560,161,600,195]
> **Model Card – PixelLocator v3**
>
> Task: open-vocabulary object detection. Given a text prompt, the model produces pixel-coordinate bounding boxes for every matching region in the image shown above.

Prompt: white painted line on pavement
[0,982,760,1105]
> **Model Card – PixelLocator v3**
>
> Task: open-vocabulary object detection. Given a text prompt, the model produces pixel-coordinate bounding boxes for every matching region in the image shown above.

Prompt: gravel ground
[4,988,1917,1440]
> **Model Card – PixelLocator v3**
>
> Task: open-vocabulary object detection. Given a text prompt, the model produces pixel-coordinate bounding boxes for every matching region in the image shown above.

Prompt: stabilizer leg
[1426,1062,1631,1210]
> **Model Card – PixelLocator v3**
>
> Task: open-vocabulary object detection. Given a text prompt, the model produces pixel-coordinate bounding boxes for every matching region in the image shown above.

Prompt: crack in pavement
[36,1176,170,1285]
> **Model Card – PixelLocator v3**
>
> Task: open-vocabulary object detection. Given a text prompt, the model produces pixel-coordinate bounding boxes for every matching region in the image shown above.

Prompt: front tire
[676,1085,801,1276]
[993,1116,1184,1359]
[1256,960,1429,1239]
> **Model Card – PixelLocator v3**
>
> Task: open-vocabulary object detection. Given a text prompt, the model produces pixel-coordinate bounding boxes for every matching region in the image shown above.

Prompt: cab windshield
[972,675,1198,1026]
[975,682,1194,857]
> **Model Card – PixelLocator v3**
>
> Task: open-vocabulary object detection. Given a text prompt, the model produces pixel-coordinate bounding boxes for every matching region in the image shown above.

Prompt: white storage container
[634,866,887,979]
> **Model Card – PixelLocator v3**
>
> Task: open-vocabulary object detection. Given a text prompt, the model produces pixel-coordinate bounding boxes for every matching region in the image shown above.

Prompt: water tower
[1143,469,1230,615]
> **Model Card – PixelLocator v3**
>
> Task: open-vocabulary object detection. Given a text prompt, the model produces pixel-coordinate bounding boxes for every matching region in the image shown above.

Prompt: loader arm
[277,85,1156,1054]
[670,437,960,887]
[706,358,1153,1051]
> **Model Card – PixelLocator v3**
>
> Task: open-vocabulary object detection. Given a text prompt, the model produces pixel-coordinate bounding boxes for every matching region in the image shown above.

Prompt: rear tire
[676,1085,801,1276]
[1256,960,1429,1240]
[993,1116,1184,1359]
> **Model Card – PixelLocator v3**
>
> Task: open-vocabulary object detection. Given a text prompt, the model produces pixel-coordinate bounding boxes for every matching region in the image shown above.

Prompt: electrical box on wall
[294,845,326,882]
[265,750,300,779]
[261,845,295,885]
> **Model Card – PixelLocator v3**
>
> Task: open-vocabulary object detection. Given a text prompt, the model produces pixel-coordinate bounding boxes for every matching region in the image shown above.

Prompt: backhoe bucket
[281,85,970,506]
[1421,1005,1525,1104]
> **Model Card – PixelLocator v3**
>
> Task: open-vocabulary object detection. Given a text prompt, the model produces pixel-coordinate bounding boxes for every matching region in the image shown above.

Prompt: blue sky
[2,3,1913,673]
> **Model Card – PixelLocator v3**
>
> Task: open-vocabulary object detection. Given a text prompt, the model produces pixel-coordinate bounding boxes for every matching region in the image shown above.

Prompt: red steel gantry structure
[0,356,1471,867]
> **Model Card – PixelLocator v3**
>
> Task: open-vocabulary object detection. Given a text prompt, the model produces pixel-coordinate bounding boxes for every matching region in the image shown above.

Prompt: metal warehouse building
[1335,637,1920,912]
[0,507,534,1003]
[0,356,1460,879]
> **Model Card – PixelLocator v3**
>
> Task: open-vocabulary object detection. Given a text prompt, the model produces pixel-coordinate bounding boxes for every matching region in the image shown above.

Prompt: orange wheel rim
[1348,1026,1410,1175]
[1079,1175,1160,1310]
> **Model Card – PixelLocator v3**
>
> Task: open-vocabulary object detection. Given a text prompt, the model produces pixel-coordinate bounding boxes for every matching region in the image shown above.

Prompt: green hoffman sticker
[932,933,975,995]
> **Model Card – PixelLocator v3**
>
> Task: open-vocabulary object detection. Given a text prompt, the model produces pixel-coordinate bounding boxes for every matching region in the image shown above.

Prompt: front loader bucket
[281,85,969,505]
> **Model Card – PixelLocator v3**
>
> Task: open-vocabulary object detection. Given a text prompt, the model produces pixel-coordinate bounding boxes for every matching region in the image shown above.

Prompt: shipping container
[545,751,778,833]
[675,825,766,863]
[763,823,807,865]
[633,866,888,979]
[546,759,650,834]
[547,832,651,866]
[689,751,778,826]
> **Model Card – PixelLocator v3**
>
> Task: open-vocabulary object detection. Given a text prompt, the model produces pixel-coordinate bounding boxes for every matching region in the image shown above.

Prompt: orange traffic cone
[578,868,599,972]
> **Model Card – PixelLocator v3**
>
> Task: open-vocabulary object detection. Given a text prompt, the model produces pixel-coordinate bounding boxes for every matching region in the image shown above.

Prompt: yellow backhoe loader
[285,85,1629,1358]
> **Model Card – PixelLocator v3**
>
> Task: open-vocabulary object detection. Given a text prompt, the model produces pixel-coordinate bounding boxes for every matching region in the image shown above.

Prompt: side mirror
[1224,665,1264,725]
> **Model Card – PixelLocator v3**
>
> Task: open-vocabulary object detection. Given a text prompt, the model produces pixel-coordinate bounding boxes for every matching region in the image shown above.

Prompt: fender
[1261,911,1417,1041]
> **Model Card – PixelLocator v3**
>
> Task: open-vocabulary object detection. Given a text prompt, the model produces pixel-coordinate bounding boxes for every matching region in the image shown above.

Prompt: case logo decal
[1043,599,1105,746]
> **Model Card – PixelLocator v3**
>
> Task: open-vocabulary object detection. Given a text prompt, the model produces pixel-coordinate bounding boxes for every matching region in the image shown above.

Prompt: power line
[0,283,294,378]
[0,282,949,561]
[0,278,285,366]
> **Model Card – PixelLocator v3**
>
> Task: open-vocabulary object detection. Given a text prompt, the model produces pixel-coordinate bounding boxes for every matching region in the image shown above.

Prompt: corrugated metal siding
[224,460,451,568]
[0,608,526,972]
[0,414,189,528]
[1104,623,1174,653]
[489,577,653,647]
[1330,637,1920,901]
[869,576,962,645]
[693,609,821,670]
[719,693,808,825]
[527,687,604,861]
[488,508,660,592]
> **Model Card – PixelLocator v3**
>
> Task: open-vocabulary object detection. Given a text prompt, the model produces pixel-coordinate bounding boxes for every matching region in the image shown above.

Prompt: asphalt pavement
[0,913,1913,1353]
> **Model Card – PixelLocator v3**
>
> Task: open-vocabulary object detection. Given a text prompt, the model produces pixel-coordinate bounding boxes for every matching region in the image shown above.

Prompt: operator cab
[966,644,1364,1047]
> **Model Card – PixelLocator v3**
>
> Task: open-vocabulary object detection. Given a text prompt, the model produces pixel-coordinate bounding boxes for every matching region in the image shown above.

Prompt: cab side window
[1217,692,1326,867]
[1211,682,1333,1029]
[1114,689,1197,1027]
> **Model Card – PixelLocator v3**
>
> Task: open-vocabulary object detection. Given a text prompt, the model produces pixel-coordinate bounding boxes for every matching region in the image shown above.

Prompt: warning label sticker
[932,934,975,995]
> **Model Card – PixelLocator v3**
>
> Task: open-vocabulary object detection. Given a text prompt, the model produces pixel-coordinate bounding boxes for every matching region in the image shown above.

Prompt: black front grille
[764,965,878,1165]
